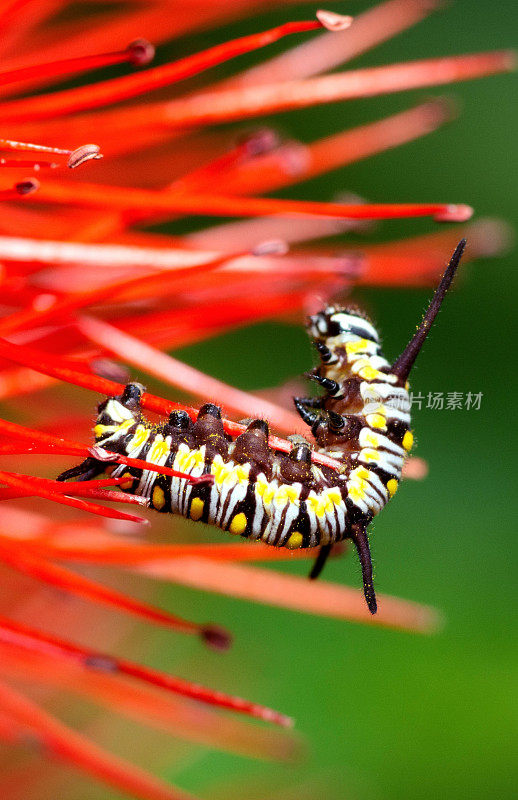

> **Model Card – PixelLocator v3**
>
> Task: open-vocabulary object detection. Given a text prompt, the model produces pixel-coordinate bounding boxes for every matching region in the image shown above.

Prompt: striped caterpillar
[58,241,466,613]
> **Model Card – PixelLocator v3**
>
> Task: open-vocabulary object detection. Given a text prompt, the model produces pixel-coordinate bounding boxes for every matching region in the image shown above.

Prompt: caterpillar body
[58,241,466,613]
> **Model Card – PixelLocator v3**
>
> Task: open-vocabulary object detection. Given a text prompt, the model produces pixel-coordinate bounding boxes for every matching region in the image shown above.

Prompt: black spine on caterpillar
[57,241,466,614]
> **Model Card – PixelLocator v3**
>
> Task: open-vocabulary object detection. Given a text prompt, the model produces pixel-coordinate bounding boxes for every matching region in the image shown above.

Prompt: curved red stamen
[0,19,329,121]
[0,617,292,726]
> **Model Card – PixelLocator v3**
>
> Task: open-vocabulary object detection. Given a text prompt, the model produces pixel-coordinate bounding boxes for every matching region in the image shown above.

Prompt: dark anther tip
[16,178,40,196]
[83,654,119,672]
[127,38,155,66]
[238,127,280,157]
[168,409,192,429]
[198,403,222,419]
[201,624,233,651]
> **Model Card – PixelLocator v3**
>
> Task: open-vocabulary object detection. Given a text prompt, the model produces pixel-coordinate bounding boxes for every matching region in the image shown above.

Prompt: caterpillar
[58,240,466,613]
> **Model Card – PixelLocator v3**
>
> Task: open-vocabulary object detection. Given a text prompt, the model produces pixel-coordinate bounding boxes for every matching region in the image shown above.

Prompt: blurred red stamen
[214,99,454,197]
[134,557,441,634]
[0,536,316,565]
[114,50,513,131]
[0,247,261,335]
[0,543,221,641]
[235,0,443,85]
[0,679,200,800]
[0,649,298,762]
[78,315,304,434]
[0,617,292,726]
[0,178,39,199]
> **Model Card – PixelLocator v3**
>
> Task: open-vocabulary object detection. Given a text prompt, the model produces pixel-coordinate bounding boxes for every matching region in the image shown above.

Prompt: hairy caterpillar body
[58,241,466,613]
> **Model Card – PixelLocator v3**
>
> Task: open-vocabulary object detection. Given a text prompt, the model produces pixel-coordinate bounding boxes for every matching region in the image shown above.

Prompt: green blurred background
[96,2,518,798]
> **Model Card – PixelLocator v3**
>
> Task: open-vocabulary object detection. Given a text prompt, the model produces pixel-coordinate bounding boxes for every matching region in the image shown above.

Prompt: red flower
[0,1,513,798]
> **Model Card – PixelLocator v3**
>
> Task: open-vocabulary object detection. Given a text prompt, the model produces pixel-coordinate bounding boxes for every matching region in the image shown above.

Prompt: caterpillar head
[308,306,380,345]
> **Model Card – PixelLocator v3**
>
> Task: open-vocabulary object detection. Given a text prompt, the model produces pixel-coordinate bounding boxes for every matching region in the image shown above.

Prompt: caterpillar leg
[351,524,377,614]
[293,397,321,426]
[308,543,332,580]
[56,457,104,482]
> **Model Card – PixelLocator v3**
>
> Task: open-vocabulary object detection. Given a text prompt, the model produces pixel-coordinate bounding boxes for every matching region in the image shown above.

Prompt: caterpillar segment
[57,240,466,614]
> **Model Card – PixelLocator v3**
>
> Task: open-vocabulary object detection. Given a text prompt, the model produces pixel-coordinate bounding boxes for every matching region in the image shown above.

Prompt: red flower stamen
[0,177,39,199]
[0,138,102,170]
[133,556,441,634]
[0,535,317,566]
[0,617,292,726]
[86,50,512,136]
[0,678,200,800]
[0,18,347,122]
[235,0,442,85]
[0,40,154,89]
[78,315,305,434]
[0,468,147,523]
[22,177,475,223]
[0,541,231,646]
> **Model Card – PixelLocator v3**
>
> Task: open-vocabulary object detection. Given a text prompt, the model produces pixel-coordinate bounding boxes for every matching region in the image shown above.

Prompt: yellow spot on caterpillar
[229,513,247,535]
[328,488,342,505]
[402,431,414,451]
[387,479,398,497]
[120,473,134,490]
[366,413,386,429]
[94,423,114,438]
[306,494,320,513]
[211,456,227,485]
[307,493,330,518]
[149,439,170,462]
[190,497,204,521]
[287,531,303,549]
[358,365,380,381]
[356,467,370,480]
[255,477,267,496]
[131,425,150,449]
[364,431,379,448]
[322,491,335,513]
[348,483,367,502]
[152,485,165,510]
[236,464,251,483]
[345,338,369,355]
[263,486,275,507]
[275,484,300,505]
[191,448,205,469]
